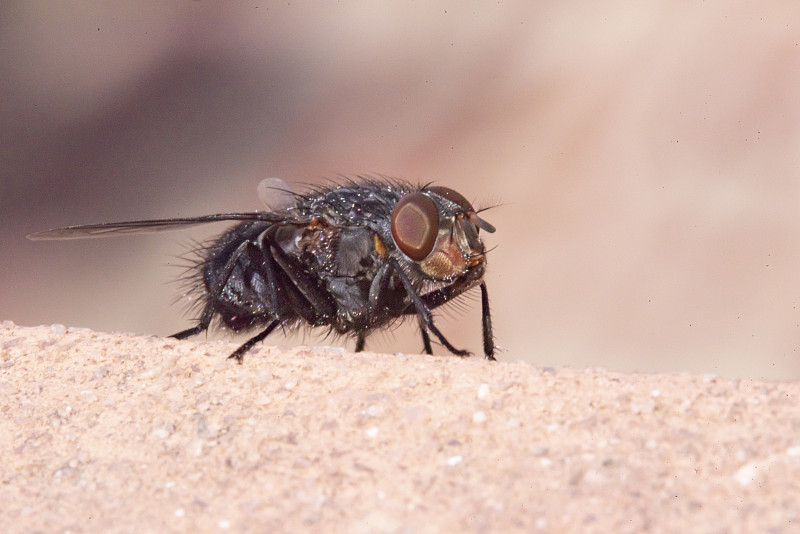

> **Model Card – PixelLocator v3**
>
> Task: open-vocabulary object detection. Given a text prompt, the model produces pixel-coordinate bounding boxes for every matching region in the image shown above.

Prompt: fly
[28,177,497,363]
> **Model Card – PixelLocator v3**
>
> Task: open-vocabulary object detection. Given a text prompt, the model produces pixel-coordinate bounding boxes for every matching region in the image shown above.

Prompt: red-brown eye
[427,186,475,213]
[391,192,439,261]
[428,185,495,233]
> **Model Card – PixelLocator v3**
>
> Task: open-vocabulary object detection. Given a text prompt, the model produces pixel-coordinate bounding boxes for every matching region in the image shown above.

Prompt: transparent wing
[257,177,297,211]
[26,212,285,241]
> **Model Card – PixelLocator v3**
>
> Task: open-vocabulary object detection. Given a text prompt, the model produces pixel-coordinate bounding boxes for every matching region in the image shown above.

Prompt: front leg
[416,281,496,361]
[171,239,252,340]
[479,282,496,361]
[386,257,470,357]
[363,261,434,355]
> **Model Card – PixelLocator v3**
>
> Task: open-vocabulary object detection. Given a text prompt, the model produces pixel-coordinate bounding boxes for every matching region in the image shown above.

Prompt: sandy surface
[2,321,800,533]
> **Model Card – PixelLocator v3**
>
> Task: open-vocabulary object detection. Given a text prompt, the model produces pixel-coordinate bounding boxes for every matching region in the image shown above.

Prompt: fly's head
[390,186,495,283]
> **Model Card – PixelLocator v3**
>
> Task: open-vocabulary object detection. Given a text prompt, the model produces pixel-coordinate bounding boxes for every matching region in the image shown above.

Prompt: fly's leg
[366,259,435,356]
[228,319,280,363]
[417,281,496,360]
[357,262,396,354]
[419,326,433,355]
[229,226,334,363]
[224,225,339,364]
[355,334,366,352]
[229,225,346,363]
[387,257,471,357]
[262,226,337,324]
[171,239,251,340]
[170,232,289,364]
[266,243,336,323]
[479,281,496,361]
[226,230,287,363]
[186,224,340,363]
[171,325,205,340]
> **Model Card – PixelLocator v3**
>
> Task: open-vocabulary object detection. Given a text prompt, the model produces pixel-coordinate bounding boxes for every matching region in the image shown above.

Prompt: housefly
[28,177,497,363]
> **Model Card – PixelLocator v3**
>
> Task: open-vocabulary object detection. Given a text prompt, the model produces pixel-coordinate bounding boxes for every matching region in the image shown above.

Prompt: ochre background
[3,2,800,379]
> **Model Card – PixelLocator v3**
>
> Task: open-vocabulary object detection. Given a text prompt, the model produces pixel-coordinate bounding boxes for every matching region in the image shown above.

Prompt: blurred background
[3,2,800,379]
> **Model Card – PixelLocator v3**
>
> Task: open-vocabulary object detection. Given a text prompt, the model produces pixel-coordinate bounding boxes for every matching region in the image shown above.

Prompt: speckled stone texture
[2,322,799,533]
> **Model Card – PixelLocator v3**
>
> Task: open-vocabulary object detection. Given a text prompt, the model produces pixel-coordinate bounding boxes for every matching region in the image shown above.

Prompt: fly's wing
[257,177,297,211]
[26,212,291,240]
[30,179,304,241]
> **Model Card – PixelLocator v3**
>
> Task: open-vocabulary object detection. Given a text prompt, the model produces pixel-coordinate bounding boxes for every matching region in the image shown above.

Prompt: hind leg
[170,240,251,340]
[228,320,280,364]
[171,302,215,340]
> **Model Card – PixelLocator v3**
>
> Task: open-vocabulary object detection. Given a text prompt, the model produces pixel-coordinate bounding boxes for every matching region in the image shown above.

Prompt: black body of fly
[28,178,497,363]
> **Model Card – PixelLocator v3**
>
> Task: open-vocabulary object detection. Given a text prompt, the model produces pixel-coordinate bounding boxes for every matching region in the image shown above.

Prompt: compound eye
[428,185,494,233]
[427,186,475,213]
[391,192,439,261]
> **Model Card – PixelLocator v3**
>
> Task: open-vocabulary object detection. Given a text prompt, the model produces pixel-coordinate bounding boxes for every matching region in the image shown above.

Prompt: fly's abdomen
[202,222,299,331]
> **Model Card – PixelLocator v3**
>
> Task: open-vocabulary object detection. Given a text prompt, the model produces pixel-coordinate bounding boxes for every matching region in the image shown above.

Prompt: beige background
[3,2,800,379]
